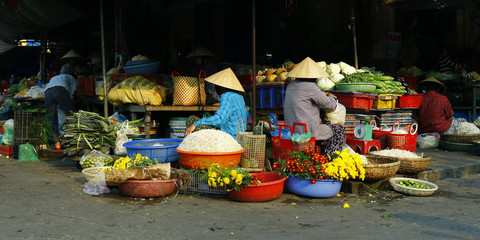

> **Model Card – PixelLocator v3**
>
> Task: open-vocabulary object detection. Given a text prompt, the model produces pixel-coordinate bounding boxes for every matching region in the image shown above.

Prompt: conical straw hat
[205,68,244,92]
[187,46,215,58]
[287,57,329,79]
[61,49,81,59]
[419,77,446,92]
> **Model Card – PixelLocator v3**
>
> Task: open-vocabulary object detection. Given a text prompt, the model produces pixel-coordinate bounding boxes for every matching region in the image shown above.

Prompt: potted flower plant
[199,164,287,202]
[274,148,365,198]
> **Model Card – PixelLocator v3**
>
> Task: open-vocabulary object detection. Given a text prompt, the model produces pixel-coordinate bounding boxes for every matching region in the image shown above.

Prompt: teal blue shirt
[194,91,249,138]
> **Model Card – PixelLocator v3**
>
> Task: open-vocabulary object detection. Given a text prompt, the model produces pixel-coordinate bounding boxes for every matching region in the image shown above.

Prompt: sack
[107,76,167,106]
[114,121,130,155]
[172,71,206,106]
[80,150,114,169]
[325,102,346,125]
[18,143,39,162]
[417,133,440,149]
[1,119,14,145]
[103,163,171,185]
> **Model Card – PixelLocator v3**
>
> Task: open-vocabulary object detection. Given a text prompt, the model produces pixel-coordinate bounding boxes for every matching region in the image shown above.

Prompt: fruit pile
[397,179,432,189]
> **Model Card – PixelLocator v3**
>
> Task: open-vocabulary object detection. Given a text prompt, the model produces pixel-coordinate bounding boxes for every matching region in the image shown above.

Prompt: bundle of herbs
[60,110,116,156]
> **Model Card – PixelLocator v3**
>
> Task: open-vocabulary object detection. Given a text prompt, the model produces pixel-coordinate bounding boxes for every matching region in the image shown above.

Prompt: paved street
[0,155,479,240]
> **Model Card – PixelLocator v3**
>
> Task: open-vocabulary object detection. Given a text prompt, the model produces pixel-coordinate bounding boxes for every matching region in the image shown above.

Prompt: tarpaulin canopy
[0,0,83,54]
[0,40,16,54]
[384,0,479,10]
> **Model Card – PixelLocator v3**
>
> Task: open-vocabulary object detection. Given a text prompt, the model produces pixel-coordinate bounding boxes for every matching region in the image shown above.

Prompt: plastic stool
[346,139,381,155]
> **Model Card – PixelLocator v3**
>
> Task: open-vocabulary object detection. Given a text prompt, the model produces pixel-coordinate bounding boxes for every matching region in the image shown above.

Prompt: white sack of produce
[106,76,167,106]
[325,102,346,125]
[316,77,335,90]
[177,129,243,153]
[417,133,440,149]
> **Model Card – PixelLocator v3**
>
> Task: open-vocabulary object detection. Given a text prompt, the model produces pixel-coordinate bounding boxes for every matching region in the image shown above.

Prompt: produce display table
[120,104,220,139]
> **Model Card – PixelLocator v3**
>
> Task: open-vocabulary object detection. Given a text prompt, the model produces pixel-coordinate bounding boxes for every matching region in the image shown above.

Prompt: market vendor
[283,57,344,156]
[59,49,92,77]
[417,77,465,134]
[44,74,77,150]
[184,68,249,138]
[187,46,219,104]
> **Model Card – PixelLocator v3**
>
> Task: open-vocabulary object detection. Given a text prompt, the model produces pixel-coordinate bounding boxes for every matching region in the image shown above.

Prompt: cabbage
[342,66,357,75]
[326,63,341,75]
[317,61,327,70]
[316,77,335,90]
[338,61,350,70]
[329,73,345,83]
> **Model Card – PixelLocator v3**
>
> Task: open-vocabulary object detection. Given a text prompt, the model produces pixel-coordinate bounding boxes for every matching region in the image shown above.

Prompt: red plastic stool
[346,139,381,155]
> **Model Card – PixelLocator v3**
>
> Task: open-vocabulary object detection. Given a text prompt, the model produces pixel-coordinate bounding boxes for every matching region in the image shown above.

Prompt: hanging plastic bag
[292,132,312,143]
[115,121,130,155]
[80,150,114,169]
[18,143,39,162]
[417,133,440,149]
[83,182,110,195]
[1,119,14,146]
[325,102,346,125]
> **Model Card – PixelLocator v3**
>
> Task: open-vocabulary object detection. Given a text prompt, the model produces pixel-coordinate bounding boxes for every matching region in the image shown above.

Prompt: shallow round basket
[81,167,117,187]
[439,140,477,153]
[363,155,400,181]
[123,138,183,163]
[335,83,377,93]
[441,134,480,144]
[175,149,243,170]
[397,155,431,174]
[389,177,438,196]
[119,179,178,198]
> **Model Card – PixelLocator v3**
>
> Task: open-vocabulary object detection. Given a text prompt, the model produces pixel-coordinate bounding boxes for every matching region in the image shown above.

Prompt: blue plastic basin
[123,138,183,163]
[285,176,342,198]
[123,61,161,74]
[125,60,156,67]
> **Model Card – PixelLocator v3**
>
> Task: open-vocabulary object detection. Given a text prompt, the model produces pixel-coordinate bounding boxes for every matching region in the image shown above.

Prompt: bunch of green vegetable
[60,110,116,156]
[370,73,407,94]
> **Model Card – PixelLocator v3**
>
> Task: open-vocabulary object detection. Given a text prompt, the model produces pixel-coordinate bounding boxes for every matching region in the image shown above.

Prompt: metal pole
[350,0,358,69]
[100,0,108,118]
[40,30,47,82]
[252,0,257,126]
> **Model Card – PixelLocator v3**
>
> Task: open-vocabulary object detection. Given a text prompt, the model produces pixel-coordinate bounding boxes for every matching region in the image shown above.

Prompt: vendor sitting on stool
[417,77,465,134]
[283,57,345,156]
[184,68,249,138]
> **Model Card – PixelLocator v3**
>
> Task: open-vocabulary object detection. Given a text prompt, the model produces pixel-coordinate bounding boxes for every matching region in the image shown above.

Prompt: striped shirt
[194,91,249,138]
[437,56,462,74]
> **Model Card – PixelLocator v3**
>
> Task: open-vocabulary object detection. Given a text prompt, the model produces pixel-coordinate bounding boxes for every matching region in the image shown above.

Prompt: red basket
[396,94,423,108]
[387,123,418,152]
[0,144,13,156]
[332,92,375,110]
[272,123,316,163]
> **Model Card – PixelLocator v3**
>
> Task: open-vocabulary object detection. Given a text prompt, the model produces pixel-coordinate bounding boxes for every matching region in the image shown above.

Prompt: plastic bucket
[169,117,187,138]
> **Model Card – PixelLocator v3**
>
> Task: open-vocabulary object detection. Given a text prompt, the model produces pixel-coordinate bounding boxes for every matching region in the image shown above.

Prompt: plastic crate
[332,92,375,110]
[396,94,423,108]
[372,95,398,109]
[77,77,99,96]
[110,74,166,88]
[184,171,228,195]
[0,144,13,156]
[257,83,287,109]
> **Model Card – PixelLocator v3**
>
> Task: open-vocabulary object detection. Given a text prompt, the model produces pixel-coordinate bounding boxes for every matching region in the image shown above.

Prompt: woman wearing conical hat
[283,57,345,156]
[184,68,249,138]
[417,77,466,134]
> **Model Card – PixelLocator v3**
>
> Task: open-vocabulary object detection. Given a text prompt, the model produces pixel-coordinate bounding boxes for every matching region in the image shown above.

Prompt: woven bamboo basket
[397,155,431,174]
[363,155,400,181]
[441,134,480,144]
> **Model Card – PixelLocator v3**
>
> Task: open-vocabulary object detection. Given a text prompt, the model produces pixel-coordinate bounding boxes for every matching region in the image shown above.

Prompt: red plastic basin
[228,172,287,202]
[119,179,178,198]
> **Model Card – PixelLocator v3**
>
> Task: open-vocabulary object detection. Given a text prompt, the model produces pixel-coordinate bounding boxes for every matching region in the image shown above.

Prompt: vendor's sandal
[55,142,61,150]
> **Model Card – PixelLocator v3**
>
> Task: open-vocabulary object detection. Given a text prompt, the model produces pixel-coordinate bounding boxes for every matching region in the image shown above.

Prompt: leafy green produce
[60,110,116,156]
